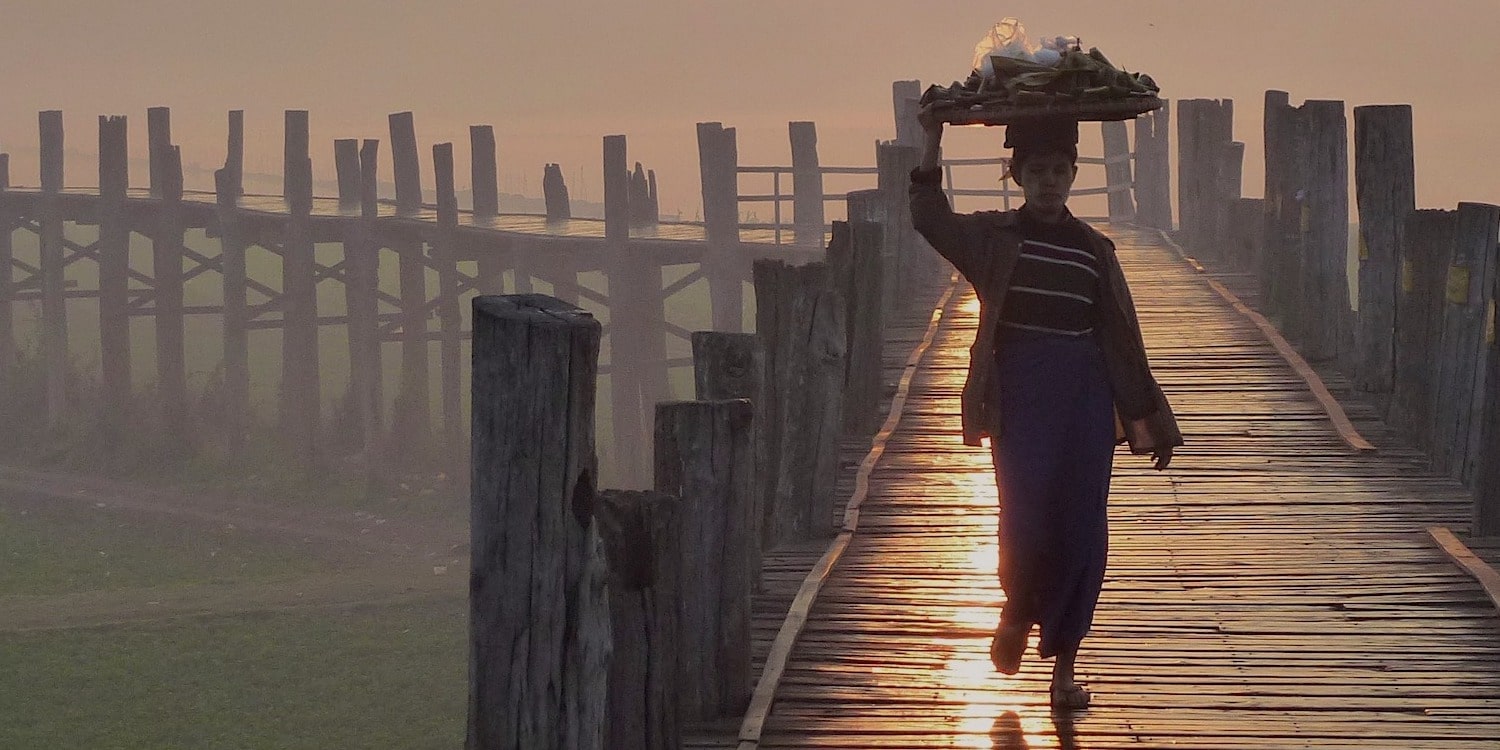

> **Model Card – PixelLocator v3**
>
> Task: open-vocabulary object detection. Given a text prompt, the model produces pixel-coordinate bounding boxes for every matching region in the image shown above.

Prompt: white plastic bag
[971,17,1038,78]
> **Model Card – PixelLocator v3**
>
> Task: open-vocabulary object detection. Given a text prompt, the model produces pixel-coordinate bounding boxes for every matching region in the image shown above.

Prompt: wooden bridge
[695,226,1500,749]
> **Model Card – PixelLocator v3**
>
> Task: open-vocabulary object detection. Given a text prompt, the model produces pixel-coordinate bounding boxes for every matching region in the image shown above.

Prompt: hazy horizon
[4,1,1498,218]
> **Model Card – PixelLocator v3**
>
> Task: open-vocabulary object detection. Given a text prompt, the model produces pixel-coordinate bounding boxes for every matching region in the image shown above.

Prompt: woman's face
[1014,151,1078,212]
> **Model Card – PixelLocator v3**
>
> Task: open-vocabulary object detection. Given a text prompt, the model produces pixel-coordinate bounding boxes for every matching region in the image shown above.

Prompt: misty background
[2,0,1497,217]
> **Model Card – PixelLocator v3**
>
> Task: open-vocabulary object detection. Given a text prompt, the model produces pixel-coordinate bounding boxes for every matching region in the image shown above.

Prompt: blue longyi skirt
[989,326,1116,658]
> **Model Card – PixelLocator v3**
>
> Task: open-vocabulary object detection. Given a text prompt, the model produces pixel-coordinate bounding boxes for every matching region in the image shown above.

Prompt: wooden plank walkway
[742,226,1500,749]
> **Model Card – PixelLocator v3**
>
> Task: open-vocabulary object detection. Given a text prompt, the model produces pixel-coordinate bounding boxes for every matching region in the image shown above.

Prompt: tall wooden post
[876,142,921,312]
[38,110,67,428]
[789,121,824,247]
[1262,91,1293,319]
[98,115,132,438]
[225,110,244,200]
[1475,256,1500,535]
[0,153,12,381]
[891,80,923,147]
[1132,103,1171,230]
[334,138,360,208]
[1300,100,1350,363]
[343,139,383,461]
[216,137,250,458]
[390,111,430,451]
[1389,210,1456,452]
[753,259,846,546]
[469,294,609,750]
[154,138,190,451]
[598,489,683,750]
[691,331,768,577]
[1353,105,1415,399]
[433,142,464,463]
[653,399,755,721]
[543,163,572,220]
[281,110,320,466]
[1101,120,1136,223]
[471,125,499,219]
[835,197,886,436]
[1433,202,1500,485]
[696,122,744,332]
[147,106,171,198]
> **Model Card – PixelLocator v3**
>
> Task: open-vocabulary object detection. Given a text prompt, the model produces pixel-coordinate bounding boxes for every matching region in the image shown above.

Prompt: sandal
[1050,682,1091,711]
[989,622,1028,675]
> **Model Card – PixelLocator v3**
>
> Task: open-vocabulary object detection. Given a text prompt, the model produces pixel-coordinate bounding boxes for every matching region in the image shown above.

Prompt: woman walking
[909,107,1183,710]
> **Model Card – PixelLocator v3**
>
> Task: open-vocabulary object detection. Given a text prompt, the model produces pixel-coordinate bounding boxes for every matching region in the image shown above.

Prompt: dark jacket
[909,167,1183,454]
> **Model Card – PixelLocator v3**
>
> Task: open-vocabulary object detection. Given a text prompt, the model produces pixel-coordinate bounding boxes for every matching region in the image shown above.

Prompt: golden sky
[2,0,1497,218]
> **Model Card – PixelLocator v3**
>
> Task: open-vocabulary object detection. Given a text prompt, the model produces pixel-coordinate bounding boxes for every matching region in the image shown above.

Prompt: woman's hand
[1151,446,1173,471]
[917,102,944,137]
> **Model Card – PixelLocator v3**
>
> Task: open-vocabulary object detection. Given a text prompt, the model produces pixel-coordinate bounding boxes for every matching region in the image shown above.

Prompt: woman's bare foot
[990,622,1028,674]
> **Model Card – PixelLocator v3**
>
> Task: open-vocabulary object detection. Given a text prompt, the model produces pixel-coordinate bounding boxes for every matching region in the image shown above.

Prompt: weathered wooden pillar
[1176,99,1203,252]
[696,122,744,333]
[832,197,886,436]
[1262,90,1293,319]
[892,79,923,147]
[1390,210,1456,452]
[390,111,430,451]
[215,144,250,458]
[1220,141,1245,266]
[629,162,654,228]
[543,163,572,221]
[154,140,191,450]
[1101,120,1136,224]
[789,121,824,247]
[597,489,682,750]
[147,106,171,198]
[1300,100,1350,363]
[1353,105,1415,399]
[98,115,132,438]
[0,153,12,380]
[281,110,320,466]
[1132,103,1172,230]
[342,138,384,459]
[471,125,499,219]
[433,143,465,463]
[1475,261,1500,536]
[468,294,609,750]
[38,110,67,428]
[334,138,360,209]
[753,259,846,545]
[876,142,922,311]
[653,399,755,721]
[224,110,244,201]
[1227,198,1265,279]
[1433,203,1500,485]
[604,135,668,488]
[691,332,768,576]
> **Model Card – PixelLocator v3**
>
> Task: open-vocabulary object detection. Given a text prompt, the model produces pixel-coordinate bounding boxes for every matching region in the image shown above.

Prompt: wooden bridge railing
[1176,92,1500,537]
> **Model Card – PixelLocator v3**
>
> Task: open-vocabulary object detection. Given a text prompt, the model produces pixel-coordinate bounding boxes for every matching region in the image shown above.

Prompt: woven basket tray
[933,95,1163,126]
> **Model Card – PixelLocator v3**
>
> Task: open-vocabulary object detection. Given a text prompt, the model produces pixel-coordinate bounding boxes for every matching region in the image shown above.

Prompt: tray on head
[933,95,1163,126]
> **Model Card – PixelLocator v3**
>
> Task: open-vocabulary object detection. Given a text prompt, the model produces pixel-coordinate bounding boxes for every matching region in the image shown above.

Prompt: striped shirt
[998,209,1100,336]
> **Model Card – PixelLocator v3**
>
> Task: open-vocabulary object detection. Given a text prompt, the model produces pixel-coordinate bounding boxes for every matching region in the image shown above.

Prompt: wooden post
[468,294,608,750]
[1132,103,1171,230]
[215,165,250,458]
[281,110,320,466]
[1227,198,1266,279]
[1262,91,1293,319]
[1353,105,1415,399]
[647,169,659,225]
[876,142,922,312]
[389,111,422,212]
[334,138,360,208]
[653,399,755,721]
[1300,100,1350,363]
[98,115,132,438]
[753,259,846,545]
[38,110,67,428]
[789,121,824,247]
[225,110,244,200]
[1101,120,1136,224]
[154,144,191,449]
[0,153,12,380]
[1390,210,1457,452]
[1475,257,1500,535]
[543,163,572,220]
[471,125,499,219]
[1433,202,1500,485]
[434,143,464,463]
[1220,140,1245,266]
[147,106,171,198]
[342,139,383,460]
[696,122,744,333]
[629,162,653,228]
[831,199,886,436]
[1176,99,1202,252]
[892,80,923,147]
[597,490,682,750]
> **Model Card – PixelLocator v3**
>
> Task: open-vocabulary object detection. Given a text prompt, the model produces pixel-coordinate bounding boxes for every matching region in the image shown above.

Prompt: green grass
[0,504,336,597]
[0,599,468,750]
